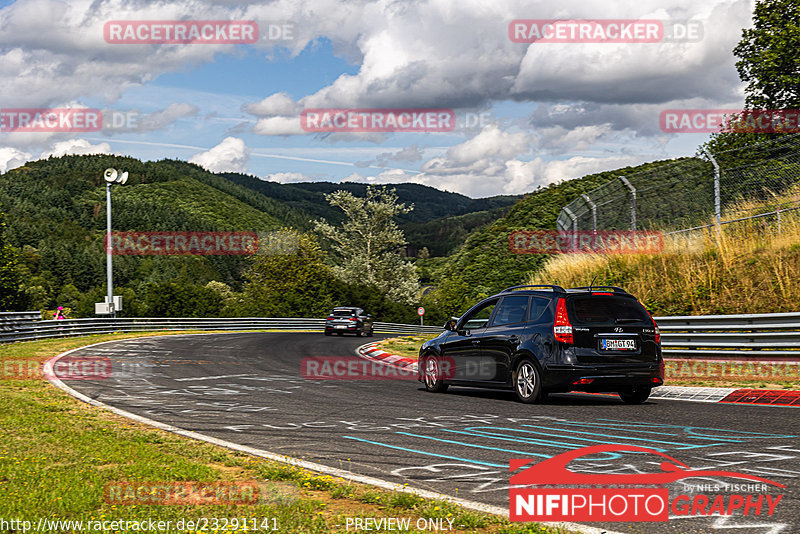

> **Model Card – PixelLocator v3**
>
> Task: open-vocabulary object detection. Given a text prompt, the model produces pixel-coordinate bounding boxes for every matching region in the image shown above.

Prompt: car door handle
[509,335,519,343]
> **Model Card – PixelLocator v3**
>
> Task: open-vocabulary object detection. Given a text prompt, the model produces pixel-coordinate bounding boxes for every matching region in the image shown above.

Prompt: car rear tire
[324,331,331,336]
[618,386,651,404]
[366,327,373,337]
[513,359,543,404]
[356,330,363,337]
[422,356,448,393]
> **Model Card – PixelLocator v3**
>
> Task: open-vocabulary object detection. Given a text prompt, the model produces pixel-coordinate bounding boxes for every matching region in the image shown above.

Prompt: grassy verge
[0,331,566,534]
[373,334,438,360]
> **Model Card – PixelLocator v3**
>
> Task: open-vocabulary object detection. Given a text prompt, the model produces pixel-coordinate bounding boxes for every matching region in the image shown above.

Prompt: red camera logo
[510,444,785,523]
[300,108,456,133]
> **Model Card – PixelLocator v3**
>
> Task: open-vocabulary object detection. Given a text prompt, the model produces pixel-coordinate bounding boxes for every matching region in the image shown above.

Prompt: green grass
[374,334,438,360]
[0,331,569,534]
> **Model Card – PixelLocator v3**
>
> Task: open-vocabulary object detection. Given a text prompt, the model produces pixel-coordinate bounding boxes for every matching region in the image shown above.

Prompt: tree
[734,0,800,109]
[314,186,420,305]
[236,230,340,317]
[0,205,22,310]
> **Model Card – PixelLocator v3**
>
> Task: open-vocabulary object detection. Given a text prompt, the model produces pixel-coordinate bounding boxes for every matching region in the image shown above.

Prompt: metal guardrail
[0,316,442,344]
[656,312,800,359]
[2,311,799,360]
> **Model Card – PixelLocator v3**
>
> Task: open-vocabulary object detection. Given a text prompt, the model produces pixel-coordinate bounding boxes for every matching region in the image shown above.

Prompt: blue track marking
[437,427,637,457]
[342,436,507,467]
[456,426,671,452]
[518,424,726,449]
[594,419,798,440]
[394,432,551,458]
[549,420,743,441]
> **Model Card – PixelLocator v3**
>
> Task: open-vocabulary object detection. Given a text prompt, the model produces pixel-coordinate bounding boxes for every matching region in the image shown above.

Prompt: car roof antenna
[589,275,597,292]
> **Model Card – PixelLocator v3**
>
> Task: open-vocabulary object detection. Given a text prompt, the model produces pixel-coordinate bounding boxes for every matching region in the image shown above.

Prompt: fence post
[581,194,597,233]
[702,149,721,229]
[619,176,636,231]
[563,206,578,251]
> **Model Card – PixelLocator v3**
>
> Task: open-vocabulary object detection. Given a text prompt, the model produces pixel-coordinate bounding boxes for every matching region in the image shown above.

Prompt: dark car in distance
[418,285,664,404]
[324,307,374,337]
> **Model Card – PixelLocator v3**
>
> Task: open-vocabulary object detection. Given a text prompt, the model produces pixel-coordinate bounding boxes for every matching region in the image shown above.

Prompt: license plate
[335,325,346,329]
[601,338,636,351]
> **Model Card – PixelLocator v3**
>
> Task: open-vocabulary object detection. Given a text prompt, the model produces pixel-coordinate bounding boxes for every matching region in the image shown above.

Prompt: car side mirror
[444,316,459,331]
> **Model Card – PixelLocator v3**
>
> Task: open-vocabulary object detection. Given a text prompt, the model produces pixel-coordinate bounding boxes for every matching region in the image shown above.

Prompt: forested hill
[219,172,520,224]
[437,158,694,296]
[0,154,520,315]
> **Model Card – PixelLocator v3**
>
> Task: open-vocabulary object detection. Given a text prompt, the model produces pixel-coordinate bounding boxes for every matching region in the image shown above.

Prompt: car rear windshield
[570,296,650,324]
[332,310,355,317]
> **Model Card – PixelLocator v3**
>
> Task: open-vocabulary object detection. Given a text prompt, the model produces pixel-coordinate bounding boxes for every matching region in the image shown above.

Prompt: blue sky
[0,0,752,197]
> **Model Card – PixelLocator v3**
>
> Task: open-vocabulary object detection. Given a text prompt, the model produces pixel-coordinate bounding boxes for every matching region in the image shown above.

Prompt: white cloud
[39,139,111,158]
[245,93,299,117]
[189,137,250,173]
[252,116,305,136]
[0,146,33,173]
[264,171,311,184]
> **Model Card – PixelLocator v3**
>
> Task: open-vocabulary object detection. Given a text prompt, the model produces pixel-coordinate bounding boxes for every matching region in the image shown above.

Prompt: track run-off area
[51,332,799,534]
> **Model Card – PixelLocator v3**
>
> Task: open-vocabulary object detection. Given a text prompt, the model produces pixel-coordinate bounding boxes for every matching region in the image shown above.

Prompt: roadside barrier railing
[0,315,441,344]
[3,311,800,360]
[657,312,800,360]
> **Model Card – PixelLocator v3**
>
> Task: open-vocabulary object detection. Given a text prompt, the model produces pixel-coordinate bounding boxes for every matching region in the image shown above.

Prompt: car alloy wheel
[423,356,448,393]
[514,360,542,404]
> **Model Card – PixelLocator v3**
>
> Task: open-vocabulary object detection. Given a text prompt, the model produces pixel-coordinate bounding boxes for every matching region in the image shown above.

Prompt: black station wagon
[418,285,664,404]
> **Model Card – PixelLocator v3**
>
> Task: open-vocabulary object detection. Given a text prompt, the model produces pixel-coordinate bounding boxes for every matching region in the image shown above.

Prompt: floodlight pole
[106,182,115,318]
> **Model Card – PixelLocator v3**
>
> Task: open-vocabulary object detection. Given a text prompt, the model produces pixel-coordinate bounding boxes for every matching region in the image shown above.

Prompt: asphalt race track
[60,332,799,533]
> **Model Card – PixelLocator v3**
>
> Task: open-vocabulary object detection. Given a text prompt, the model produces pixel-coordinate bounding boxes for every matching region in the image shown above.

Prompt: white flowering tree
[314,186,420,305]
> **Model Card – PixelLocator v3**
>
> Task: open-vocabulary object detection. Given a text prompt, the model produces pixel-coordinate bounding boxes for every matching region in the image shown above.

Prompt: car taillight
[349,317,358,322]
[645,310,661,344]
[553,298,573,344]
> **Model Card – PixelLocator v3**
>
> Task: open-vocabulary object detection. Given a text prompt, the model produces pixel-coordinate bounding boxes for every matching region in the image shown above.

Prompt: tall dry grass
[528,195,800,315]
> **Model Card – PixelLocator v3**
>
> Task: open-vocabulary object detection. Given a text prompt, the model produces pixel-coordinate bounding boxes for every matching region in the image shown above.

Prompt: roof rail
[570,285,631,295]
[501,284,566,293]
